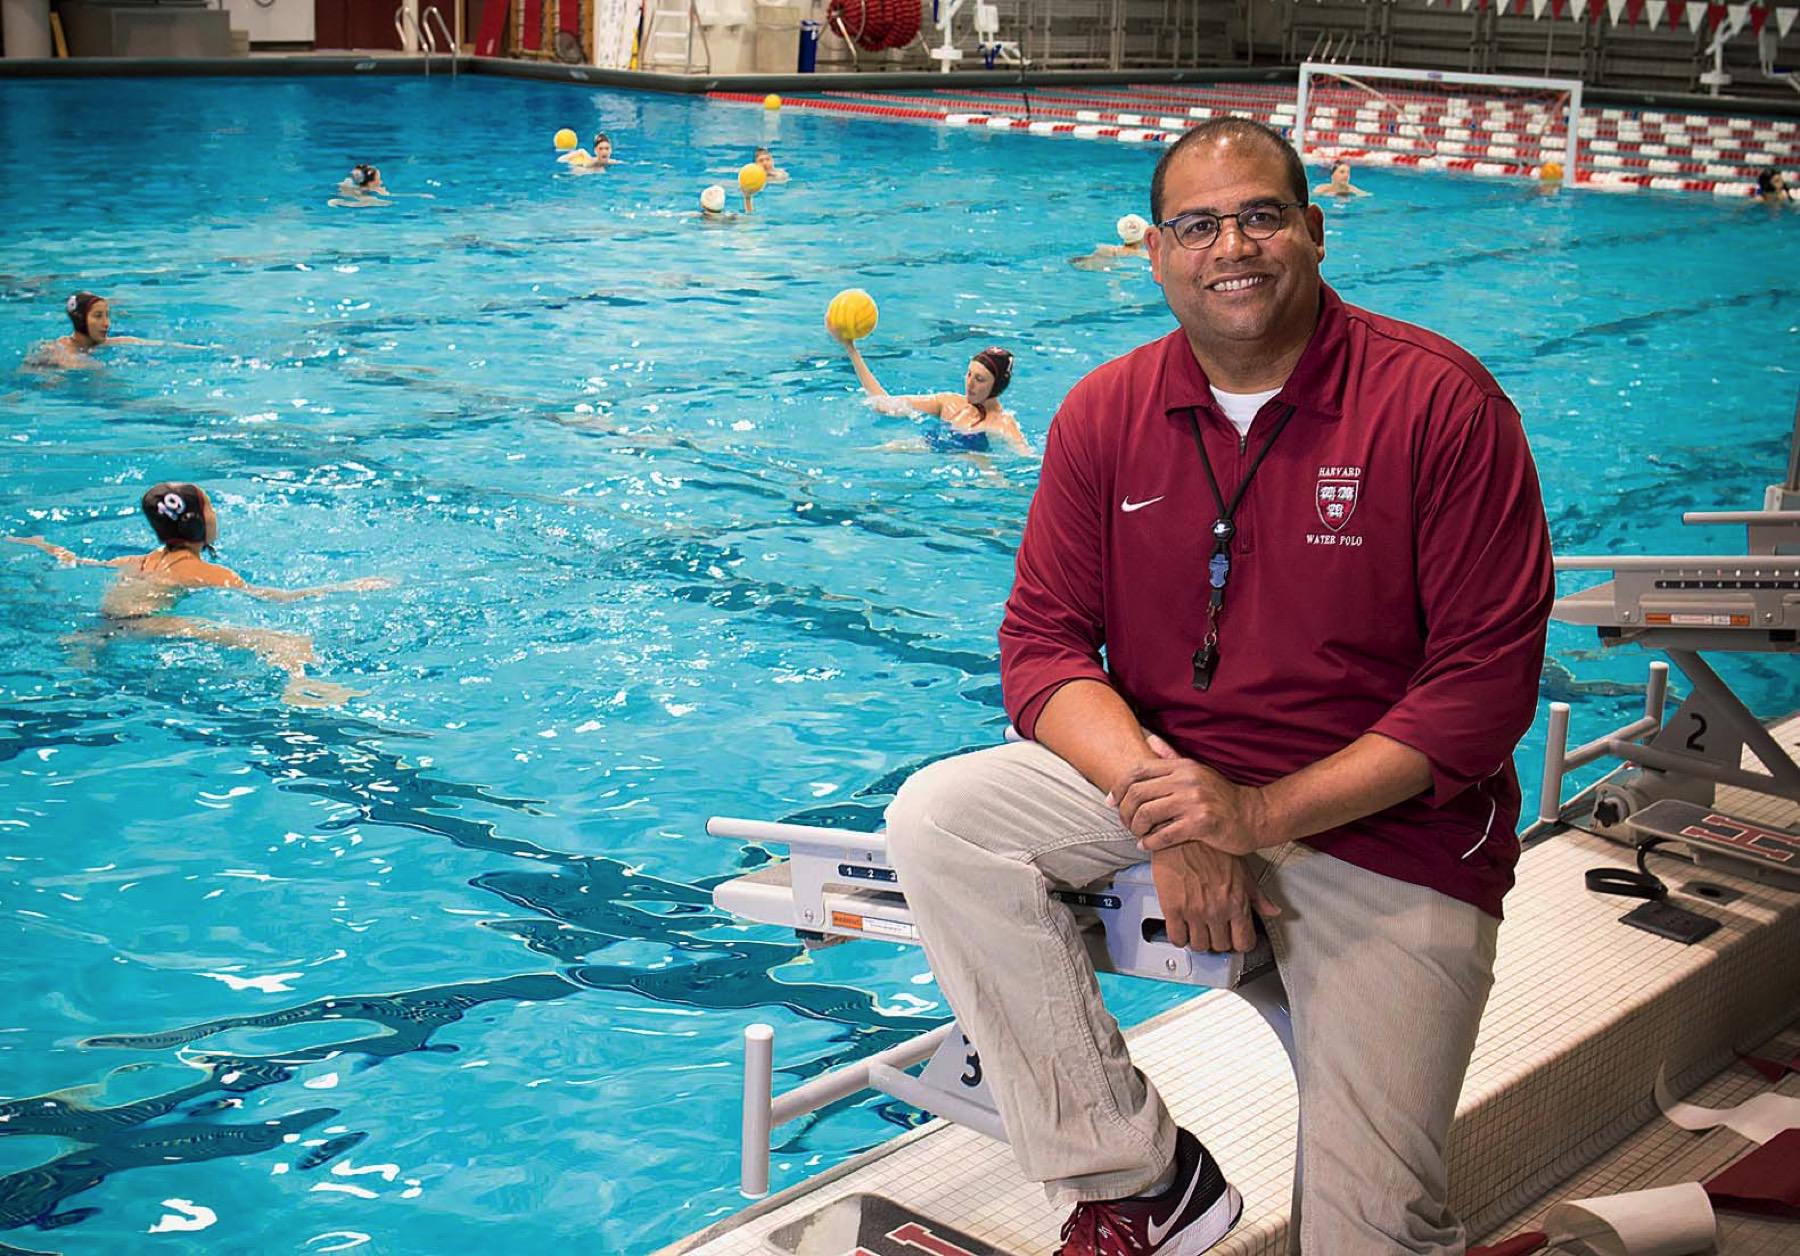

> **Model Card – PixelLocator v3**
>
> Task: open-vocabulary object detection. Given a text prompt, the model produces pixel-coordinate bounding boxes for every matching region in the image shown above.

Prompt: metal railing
[424,5,456,76]
[394,4,451,76]
[395,5,420,55]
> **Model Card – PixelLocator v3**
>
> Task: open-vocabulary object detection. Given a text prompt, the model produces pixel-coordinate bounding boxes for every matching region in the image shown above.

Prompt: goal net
[1295,63,1582,182]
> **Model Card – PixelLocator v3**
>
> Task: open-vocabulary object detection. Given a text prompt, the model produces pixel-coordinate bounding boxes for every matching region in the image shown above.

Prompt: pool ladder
[395,4,458,76]
[642,0,711,74]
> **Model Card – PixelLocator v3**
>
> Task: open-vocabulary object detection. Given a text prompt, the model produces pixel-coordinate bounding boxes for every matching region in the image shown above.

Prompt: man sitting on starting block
[882,118,1555,1256]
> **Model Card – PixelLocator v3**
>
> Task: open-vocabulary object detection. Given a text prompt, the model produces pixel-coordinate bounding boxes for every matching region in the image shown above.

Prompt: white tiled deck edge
[1473,1023,1800,1256]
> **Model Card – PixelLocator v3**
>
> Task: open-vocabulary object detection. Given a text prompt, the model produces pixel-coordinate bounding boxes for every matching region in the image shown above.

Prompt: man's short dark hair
[1150,118,1309,224]
[1757,165,1780,194]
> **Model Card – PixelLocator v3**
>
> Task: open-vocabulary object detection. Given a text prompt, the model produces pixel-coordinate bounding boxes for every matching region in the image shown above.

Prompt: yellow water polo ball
[1539,161,1564,182]
[764,94,782,111]
[739,163,768,194]
[826,289,879,342]
[554,128,578,151]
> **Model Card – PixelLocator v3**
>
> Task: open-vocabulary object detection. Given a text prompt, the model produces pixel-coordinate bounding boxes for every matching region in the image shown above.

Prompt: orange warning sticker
[829,910,917,940]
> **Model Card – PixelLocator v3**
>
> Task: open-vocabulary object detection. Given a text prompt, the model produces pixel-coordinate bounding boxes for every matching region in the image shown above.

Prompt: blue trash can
[798,19,821,73]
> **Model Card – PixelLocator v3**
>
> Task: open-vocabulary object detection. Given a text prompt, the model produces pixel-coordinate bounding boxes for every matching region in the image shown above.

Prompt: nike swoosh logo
[1121,496,1165,513]
[1146,1158,1204,1247]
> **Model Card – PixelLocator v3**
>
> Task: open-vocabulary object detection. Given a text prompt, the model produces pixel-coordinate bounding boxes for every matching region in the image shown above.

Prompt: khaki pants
[884,740,1499,1256]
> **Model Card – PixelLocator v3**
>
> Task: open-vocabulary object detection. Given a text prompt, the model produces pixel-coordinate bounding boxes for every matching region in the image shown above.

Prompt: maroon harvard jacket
[1000,285,1555,918]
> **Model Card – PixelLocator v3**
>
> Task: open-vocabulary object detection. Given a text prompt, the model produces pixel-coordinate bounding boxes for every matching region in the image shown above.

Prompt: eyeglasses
[1155,202,1304,251]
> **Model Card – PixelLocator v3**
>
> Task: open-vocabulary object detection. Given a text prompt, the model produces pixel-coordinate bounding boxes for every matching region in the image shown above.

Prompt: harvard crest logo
[1315,479,1359,532]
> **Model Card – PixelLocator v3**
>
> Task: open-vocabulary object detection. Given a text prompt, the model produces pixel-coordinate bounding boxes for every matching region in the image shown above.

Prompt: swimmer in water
[698,184,737,222]
[7,483,392,707]
[1755,167,1794,207]
[1312,161,1369,199]
[754,146,789,183]
[1071,214,1151,269]
[24,293,200,370]
[332,163,391,207]
[831,331,1032,456]
[562,132,616,171]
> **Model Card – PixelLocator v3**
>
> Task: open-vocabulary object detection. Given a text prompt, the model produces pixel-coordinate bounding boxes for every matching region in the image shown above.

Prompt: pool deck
[663,715,1800,1256]
[704,82,1800,198]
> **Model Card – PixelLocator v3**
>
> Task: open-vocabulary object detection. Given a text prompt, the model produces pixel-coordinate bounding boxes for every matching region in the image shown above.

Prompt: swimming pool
[0,72,1794,1254]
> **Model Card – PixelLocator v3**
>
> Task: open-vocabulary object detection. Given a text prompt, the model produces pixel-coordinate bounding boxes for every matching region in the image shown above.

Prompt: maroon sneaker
[1054,1128,1242,1256]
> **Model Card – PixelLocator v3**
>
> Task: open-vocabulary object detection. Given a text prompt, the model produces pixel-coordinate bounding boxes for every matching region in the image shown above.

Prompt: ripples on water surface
[0,75,1794,1253]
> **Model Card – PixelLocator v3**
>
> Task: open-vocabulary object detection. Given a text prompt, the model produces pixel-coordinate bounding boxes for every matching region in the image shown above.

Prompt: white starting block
[1531,403,1800,850]
[710,815,1293,1199]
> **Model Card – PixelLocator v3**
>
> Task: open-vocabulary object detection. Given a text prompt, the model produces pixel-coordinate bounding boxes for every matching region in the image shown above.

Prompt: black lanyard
[1186,403,1297,690]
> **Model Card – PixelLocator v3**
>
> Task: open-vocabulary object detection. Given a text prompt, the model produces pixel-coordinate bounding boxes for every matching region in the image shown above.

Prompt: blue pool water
[0,74,1794,1253]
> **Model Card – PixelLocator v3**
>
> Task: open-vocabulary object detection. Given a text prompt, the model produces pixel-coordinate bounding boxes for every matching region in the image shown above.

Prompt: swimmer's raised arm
[6,536,132,568]
[837,335,942,414]
[840,337,889,397]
